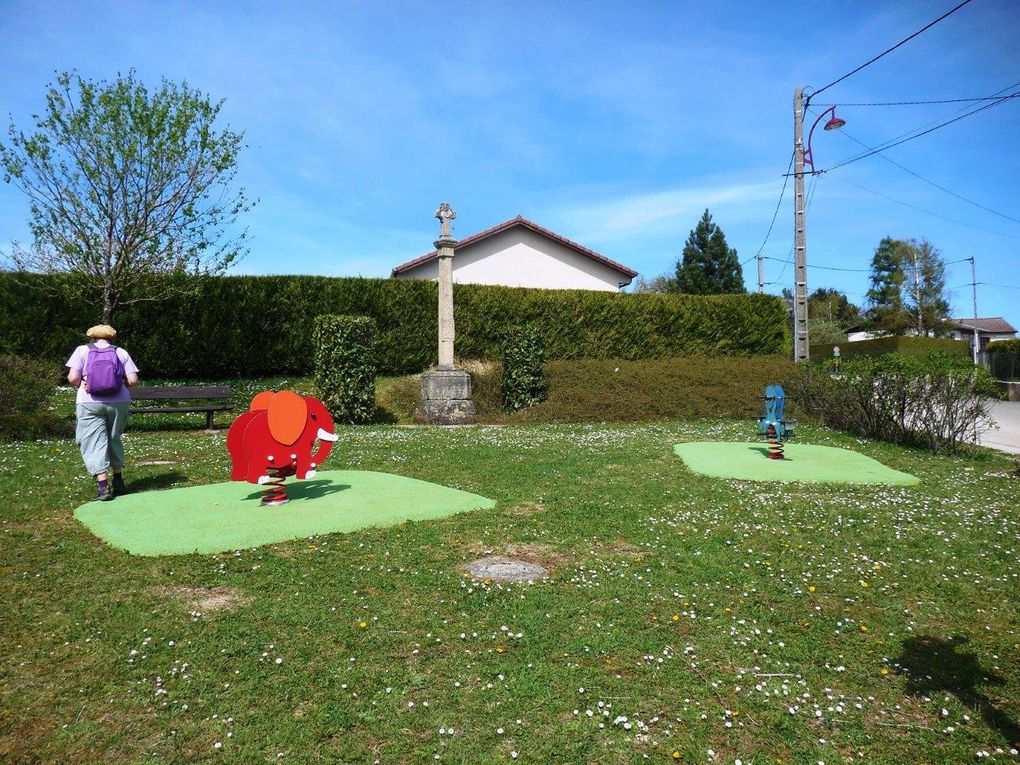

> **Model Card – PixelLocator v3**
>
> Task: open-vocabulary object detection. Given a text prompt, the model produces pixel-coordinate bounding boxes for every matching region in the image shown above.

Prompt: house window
[980,336,990,350]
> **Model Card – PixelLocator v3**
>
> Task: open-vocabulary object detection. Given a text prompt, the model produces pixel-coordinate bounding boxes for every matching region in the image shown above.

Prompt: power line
[812,107,1020,225]
[745,151,795,267]
[980,282,1020,291]
[807,0,977,103]
[815,94,1020,107]
[818,90,1020,173]
[832,176,1020,240]
[763,256,870,273]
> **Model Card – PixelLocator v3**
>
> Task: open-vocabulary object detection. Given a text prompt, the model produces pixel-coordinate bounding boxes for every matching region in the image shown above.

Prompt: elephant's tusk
[317,428,339,442]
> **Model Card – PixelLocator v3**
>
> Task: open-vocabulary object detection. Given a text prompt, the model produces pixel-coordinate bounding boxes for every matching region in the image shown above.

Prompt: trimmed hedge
[0,272,788,377]
[0,355,69,440]
[313,315,377,424]
[810,335,970,361]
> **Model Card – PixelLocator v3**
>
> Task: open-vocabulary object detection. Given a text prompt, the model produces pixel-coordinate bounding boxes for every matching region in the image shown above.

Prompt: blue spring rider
[757,385,795,459]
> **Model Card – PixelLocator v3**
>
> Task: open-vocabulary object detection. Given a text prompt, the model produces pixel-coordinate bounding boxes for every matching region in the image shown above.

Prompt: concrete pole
[757,252,764,294]
[434,202,457,370]
[971,256,979,365]
[793,88,809,362]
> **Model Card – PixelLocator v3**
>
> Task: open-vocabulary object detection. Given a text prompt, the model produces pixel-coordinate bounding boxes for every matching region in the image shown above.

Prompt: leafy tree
[903,238,950,336]
[781,286,861,343]
[1,70,253,323]
[634,274,677,293]
[864,237,950,336]
[808,287,860,329]
[674,209,744,294]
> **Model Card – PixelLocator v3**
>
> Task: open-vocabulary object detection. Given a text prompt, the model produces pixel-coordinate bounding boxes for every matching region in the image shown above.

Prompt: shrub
[312,315,377,424]
[500,326,548,411]
[0,355,67,440]
[793,352,997,454]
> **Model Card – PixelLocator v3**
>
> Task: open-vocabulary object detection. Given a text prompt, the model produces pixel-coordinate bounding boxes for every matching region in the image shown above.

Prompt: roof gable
[391,215,637,278]
[952,317,1017,334]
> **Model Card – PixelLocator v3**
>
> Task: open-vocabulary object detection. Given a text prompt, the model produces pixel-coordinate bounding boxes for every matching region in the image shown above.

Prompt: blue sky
[2,0,1018,328]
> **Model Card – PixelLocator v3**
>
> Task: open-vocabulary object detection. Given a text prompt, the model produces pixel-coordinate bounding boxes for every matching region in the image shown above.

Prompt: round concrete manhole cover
[462,557,549,582]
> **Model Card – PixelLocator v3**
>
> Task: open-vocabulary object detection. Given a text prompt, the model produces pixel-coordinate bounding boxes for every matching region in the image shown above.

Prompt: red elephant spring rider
[226,391,339,506]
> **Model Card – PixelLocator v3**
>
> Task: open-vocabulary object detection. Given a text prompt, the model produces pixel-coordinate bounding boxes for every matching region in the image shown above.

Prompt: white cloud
[553,178,783,241]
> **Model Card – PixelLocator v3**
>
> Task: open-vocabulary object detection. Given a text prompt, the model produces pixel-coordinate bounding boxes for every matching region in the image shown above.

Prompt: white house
[391,215,637,291]
[948,317,1017,353]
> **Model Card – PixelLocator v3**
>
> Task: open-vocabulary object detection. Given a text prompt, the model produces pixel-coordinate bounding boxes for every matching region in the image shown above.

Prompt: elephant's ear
[267,390,307,446]
[250,391,275,412]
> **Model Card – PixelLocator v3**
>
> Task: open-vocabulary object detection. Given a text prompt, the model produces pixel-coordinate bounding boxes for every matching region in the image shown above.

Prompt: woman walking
[66,324,140,501]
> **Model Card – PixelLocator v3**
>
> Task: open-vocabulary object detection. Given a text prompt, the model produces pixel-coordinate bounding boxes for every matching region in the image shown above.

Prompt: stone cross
[434,202,457,369]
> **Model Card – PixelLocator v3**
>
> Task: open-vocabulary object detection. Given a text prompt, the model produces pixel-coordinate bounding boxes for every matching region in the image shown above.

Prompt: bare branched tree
[1,70,254,323]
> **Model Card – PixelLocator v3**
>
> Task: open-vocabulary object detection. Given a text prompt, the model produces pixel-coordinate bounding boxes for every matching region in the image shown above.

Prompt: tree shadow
[896,635,1020,746]
[243,480,351,503]
[126,471,189,493]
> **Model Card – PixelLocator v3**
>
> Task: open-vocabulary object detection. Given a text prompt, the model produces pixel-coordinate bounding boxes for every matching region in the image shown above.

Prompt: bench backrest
[131,386,232,400]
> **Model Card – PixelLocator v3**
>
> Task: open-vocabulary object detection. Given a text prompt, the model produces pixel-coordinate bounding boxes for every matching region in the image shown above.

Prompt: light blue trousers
[75,403,130,476]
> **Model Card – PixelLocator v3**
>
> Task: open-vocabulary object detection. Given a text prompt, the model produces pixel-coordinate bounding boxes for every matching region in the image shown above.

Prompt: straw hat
[86,324,117,340]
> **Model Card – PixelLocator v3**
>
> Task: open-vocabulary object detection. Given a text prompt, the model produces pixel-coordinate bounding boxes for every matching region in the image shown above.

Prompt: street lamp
[792,89,846,362]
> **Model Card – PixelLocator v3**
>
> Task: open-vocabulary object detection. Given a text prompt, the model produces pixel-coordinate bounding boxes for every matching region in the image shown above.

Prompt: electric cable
[831,176,1020,240]
[818,90,1020,173]
[807,0,977,103]
[745,151,795,266]
[814,94,1020,107]
[809,102,1020,225]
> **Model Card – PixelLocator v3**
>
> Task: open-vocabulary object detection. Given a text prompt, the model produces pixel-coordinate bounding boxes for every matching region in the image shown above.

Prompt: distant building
[391,215,637,292]
[948,317,1017,353]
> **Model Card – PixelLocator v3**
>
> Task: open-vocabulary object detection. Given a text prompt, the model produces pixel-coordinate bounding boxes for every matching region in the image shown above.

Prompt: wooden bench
[130,386,234,429]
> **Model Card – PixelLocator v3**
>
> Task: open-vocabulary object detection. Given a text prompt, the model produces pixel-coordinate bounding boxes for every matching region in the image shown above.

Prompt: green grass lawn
[2,395,1019,763]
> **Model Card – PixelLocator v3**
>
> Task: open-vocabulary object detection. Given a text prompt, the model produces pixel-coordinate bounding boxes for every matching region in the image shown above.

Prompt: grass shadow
[896,635,1020,746]
[126,471,189,493]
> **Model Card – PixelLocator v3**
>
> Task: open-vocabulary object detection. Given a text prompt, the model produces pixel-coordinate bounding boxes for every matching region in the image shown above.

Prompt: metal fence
[981,350,1020,381]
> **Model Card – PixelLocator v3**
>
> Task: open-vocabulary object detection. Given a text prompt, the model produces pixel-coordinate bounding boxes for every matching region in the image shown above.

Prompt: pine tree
[674,209,745,294]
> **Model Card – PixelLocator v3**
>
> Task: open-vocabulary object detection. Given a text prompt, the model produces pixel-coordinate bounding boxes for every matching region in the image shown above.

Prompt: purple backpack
[85,343,126,396]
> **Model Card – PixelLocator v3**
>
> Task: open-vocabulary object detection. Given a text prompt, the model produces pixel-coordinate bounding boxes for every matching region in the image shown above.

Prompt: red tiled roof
[390,215,638,278]
[952,317,1017,334]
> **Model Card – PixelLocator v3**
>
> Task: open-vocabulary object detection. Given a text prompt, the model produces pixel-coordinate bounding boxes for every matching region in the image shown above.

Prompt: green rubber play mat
[674,442,918,485]
[74,470,496,556]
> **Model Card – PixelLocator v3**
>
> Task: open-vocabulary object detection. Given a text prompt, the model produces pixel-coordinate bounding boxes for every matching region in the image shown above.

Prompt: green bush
[793,352,997,454]
[500,325,548,412]
[810,335,969,361]
[0,272,789,377]
[0,355,67,440]
[312,315,377,424]
[986,338,1020,355]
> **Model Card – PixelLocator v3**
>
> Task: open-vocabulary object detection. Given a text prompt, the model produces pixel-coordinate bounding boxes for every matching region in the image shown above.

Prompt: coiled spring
[260,465,295,506]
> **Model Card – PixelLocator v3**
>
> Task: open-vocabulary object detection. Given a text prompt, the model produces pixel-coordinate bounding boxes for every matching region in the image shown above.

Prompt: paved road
[977,400,1020,455]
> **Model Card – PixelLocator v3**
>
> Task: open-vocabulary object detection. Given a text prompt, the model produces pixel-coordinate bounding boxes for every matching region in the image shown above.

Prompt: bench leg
[206,410,214,430]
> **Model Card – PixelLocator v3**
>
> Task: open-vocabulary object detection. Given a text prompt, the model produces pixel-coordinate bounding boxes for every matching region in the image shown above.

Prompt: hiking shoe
[112,474,127,494]
[97,484,114,502]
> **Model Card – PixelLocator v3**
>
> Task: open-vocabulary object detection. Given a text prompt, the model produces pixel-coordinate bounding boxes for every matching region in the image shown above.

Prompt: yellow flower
[860,625,869,633]
[672,752,681,760]
[496,644,506,654]
[860,580,869,588]
[880,668,890,675]
[808,585,816,593]
[358,620,367,629]
[672,614,680,622]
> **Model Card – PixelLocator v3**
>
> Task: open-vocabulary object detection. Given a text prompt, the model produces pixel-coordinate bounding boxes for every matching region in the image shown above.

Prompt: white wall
[396,227,630,291]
